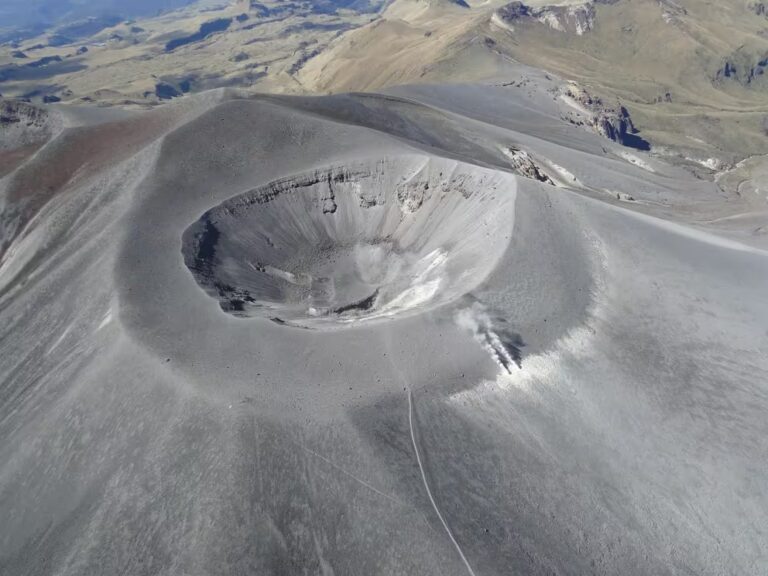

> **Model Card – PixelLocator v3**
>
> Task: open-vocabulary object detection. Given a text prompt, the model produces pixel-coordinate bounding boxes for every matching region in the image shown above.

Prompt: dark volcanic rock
[47,35,74,47]
[289,49,321,75]
[750,2,768,17]
[715,48,768,87]
[155,83,182,100]
[165,18,233,52]
[27,55,63,69]
[0,56,86,83]
[497,1,531,21]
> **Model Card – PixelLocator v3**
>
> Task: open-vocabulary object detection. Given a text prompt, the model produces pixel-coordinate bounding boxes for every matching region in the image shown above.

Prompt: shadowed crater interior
[182,156,516,328]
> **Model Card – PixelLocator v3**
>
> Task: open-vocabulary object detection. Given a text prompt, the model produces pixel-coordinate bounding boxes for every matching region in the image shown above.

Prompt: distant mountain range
[0,0,197,42]
[1,0,767,166]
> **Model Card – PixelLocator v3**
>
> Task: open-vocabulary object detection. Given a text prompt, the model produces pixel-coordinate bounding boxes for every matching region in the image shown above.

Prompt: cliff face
[535,3,597,35]
[494,0,619,36]
[559,84,650,150]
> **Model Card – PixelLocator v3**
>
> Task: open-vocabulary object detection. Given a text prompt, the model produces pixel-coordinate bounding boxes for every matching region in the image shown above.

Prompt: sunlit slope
[299,0,768,160]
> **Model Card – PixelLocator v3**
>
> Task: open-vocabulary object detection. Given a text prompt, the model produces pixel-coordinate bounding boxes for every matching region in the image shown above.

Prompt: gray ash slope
[0,77,767,576]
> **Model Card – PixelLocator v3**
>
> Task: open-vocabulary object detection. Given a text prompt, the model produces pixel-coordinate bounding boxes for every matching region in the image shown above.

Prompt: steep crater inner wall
[182,156,516,328]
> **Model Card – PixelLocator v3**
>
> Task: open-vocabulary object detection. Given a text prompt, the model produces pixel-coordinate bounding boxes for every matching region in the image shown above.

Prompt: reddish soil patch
[1,106,185,261]
[0,143,44,178]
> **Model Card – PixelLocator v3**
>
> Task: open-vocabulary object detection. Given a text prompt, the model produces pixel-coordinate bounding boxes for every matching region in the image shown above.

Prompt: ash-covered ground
[1,74,767,575]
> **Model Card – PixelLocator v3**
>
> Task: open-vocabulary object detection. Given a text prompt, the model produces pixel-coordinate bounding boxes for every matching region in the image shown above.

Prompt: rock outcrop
[715,48,768,88]
[494,0,618,36]
[658,0,687,24]
[0,98,62,151]
[750,2,768,17]
[496,1,530,21]
[501,147,555,185]
[559,83,650,150]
